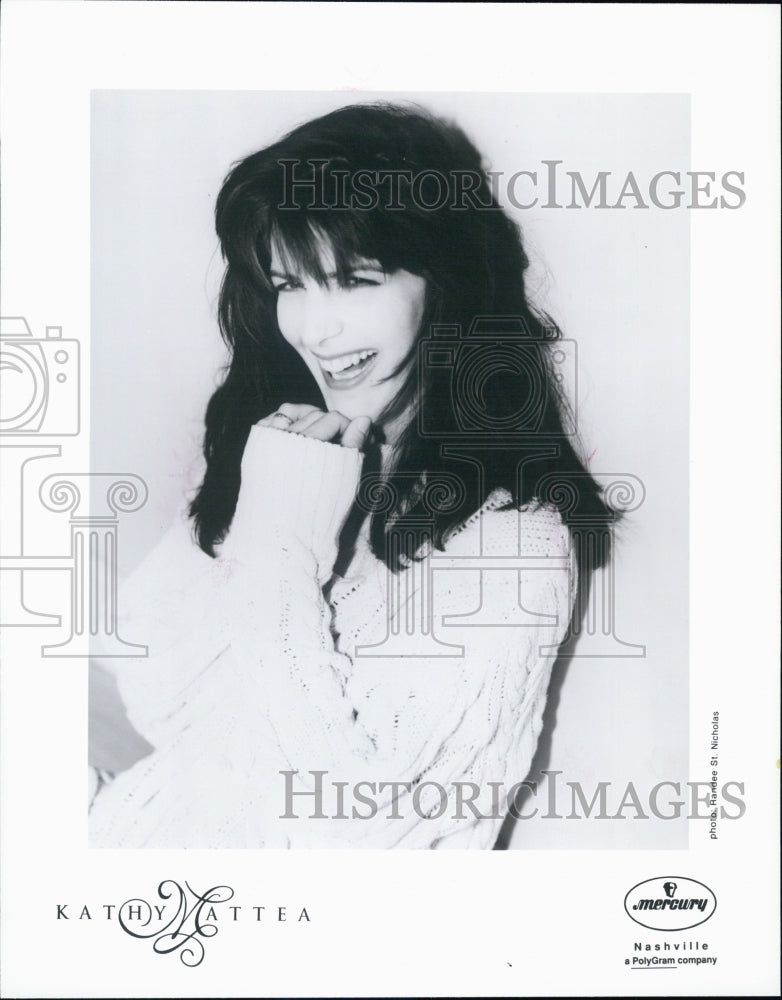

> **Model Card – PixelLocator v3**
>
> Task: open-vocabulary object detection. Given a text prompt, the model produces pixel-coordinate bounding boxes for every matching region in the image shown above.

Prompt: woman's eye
[344,273,382,288]
[272,279,302,293]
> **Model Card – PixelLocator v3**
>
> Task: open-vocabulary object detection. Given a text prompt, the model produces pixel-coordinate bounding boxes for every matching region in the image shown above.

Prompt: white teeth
[320,350,376,377]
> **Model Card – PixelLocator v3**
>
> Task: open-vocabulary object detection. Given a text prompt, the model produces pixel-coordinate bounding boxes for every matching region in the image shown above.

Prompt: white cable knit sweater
[89,426,576,849]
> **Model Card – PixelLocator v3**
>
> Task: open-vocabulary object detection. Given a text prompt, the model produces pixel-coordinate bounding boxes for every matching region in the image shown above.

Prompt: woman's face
[271,239,427,434]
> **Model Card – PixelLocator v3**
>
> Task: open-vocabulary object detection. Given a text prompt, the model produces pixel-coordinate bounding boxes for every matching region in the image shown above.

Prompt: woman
[89,103,613,848]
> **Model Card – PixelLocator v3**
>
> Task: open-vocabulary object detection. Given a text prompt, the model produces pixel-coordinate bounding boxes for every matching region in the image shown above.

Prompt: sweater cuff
[224,425,364,576]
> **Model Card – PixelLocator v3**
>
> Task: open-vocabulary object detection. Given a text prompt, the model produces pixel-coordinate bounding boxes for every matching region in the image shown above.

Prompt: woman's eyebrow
[270,262,384,280]
[350,259,383,269]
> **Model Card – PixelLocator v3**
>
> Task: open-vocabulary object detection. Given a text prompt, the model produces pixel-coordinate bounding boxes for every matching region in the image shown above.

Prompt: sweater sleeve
[89,425,575,849]
[216,425,575,849]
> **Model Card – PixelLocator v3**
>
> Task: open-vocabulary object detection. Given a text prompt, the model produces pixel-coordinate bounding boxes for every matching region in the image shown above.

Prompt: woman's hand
[257,404,372,451]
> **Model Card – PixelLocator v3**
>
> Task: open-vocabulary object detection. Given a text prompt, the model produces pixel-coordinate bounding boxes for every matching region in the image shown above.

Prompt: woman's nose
[300,286,344,348]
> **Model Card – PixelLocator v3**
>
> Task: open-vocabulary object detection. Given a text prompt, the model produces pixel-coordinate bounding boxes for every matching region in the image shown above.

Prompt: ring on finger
[270,411,295,427]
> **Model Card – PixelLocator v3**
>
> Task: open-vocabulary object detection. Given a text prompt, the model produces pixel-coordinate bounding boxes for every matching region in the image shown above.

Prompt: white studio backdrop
[90,90,689,849]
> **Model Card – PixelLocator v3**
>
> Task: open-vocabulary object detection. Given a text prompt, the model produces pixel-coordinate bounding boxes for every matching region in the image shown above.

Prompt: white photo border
[1,3,779,998]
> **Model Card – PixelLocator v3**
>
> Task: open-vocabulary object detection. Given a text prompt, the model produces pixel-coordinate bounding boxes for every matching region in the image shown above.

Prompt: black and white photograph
[87,89,688,852]
[0,3,778,997]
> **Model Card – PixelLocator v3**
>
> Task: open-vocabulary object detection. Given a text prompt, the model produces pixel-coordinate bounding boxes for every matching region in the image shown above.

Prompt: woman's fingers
[258,403,372,450]
[257,403,321,429]
[341,415,372,450]
[288,409,329,434]
[296,410,351,442]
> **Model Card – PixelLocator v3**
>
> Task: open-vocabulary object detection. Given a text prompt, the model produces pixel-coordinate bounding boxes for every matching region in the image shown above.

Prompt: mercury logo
[624,877,717,931]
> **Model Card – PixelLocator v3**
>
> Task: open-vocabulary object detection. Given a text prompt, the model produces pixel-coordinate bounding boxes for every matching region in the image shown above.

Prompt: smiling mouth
[317,349,378,386]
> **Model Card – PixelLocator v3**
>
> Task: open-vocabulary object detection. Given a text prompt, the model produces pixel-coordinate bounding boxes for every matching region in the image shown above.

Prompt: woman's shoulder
[442,488,569,559]
[425,489,576,640]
